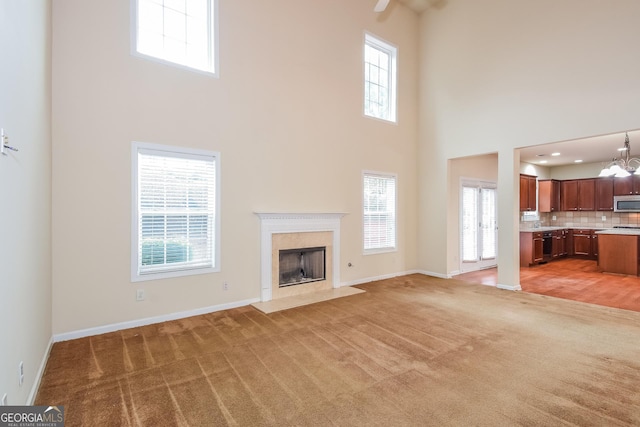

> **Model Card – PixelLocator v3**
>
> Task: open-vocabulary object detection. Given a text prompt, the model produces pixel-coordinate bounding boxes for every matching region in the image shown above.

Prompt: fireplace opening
[279,246,326,287]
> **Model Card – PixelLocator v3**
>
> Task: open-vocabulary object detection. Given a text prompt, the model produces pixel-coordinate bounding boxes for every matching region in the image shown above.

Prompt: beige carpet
[36,274,640,426]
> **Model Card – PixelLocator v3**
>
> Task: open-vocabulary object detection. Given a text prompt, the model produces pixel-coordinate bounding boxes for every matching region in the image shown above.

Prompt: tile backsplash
[521,211,640,229]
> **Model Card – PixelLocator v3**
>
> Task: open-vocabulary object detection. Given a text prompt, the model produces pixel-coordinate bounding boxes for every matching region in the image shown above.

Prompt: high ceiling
[519,130,640,168]
[382,0,638,169]
[396,0,434,13]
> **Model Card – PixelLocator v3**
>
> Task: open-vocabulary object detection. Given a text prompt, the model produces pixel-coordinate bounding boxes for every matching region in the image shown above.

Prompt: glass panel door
[461,181,497,272]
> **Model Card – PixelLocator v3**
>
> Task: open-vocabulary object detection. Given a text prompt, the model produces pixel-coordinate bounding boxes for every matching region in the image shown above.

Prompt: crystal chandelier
[598,133,640,177]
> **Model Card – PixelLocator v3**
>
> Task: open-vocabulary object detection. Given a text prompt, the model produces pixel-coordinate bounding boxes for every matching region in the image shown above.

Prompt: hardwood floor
[453,257,640,313]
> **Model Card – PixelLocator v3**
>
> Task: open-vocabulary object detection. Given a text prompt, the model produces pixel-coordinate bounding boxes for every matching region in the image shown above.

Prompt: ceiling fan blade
[374,0,390,12]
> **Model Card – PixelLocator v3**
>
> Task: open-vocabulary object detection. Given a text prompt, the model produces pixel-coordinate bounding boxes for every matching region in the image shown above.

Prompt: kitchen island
[596,228,640,276]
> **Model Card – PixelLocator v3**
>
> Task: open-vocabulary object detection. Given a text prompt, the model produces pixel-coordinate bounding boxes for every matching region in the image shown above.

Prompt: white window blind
[133,0,217,75]
[364,173,397,252]
[364,33,397,123]
[133,143,218,280]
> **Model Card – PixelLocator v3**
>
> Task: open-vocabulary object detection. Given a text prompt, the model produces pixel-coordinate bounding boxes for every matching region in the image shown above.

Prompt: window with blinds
[132,0,218,76]
[132,142,220,281]
[364,33,397,123]
[363,172,397,253]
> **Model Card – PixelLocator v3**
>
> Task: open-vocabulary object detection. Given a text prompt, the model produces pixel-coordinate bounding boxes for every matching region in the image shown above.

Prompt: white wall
[51,0,420,335]
[419,0,640,286]
[0,1,52,405]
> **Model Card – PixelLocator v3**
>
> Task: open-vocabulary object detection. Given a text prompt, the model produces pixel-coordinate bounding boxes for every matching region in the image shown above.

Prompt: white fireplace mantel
[255,212,347,302]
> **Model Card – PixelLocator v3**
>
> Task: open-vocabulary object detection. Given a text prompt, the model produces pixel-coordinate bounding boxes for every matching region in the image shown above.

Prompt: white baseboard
[28,335,53,405]
[53,297,260,342]
[497,283,522,291]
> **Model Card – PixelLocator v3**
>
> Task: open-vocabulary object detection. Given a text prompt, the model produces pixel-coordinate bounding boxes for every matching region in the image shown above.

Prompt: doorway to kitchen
[460,179,497,273]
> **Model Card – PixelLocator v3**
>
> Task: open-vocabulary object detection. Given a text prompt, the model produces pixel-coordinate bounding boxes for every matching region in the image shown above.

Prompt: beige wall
[419,0,640,286]
[0,1,52,404]
[548,162,605,180]
[51,0,419,334]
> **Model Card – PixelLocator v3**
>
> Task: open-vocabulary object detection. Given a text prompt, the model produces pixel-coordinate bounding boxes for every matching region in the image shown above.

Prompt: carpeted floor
[36,274,640,426]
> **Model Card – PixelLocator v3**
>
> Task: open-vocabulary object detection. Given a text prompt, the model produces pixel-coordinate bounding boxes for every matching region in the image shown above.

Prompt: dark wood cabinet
[561,179,595,211]
[538,180,561,212]
[571,229,598,259]
[595,177,614,211]
[613,175,640,195]
[552,229,568,258]
[561,180,578,211]
[579,179,596,210]
[520,174,537,212]
[598,233,639,275]
[520,231,544,267]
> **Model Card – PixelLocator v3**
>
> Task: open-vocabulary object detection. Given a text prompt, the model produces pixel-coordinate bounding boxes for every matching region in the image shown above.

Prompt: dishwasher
[542,231,553,260]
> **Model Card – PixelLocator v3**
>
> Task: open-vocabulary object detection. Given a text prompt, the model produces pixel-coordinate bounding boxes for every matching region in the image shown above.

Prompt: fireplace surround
[255,212,346,302]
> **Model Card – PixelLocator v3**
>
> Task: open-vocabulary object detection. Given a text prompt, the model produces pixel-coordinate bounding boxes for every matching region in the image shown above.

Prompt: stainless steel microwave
[613,195,640,212]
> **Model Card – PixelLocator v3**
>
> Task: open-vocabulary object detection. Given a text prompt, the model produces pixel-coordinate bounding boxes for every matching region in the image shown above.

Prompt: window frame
[363,32,398,123]
[131,141,221,282]
[363,171,398,255]
[130,0,219,77]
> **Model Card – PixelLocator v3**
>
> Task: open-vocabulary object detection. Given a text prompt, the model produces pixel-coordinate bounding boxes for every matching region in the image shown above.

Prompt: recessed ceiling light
[574,159,583,163]
[539,160,548,164]
[551,152,561,156]
[618,147,628,151]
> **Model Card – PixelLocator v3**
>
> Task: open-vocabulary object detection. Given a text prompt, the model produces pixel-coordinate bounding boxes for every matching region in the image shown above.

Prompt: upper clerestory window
[364,32,397,123]
[132,0,218,76]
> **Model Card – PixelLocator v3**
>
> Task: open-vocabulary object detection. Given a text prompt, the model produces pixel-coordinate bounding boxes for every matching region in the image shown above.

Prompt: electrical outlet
[18,362,24,386]
[602,215,607,221]
[136,289,145,301]
[223,282,229,291]
[1,393,7,406]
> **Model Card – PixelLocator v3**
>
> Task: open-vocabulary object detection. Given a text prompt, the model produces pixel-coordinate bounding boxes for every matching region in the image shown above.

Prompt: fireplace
[255,213,346,302]
[279,246,326,287]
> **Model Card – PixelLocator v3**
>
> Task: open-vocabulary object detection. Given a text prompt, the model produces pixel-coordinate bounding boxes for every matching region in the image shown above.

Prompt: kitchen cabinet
[561,180,578,211]
[613,175,640,195]
[538,180,561,212]
[552,229,568,258]
[595,177,614,211]
[571,229,597,259]
[561,179,595,211]
[520,174,537,212]
[598,232,640,275]
[520,231,544,267]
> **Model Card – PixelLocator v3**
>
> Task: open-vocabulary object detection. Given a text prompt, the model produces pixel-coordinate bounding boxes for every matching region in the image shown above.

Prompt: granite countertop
[595,228,640,235]
[520,226,601,232]
[519,227,640,235]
